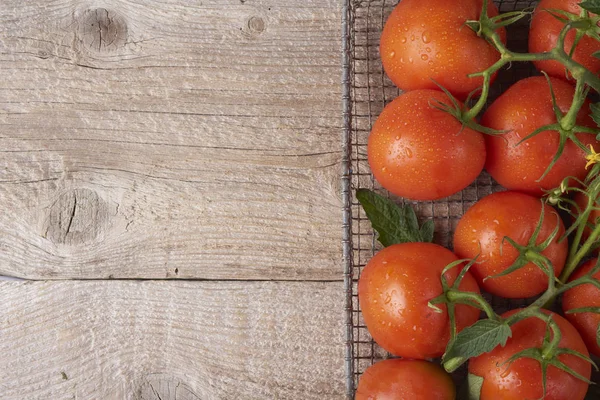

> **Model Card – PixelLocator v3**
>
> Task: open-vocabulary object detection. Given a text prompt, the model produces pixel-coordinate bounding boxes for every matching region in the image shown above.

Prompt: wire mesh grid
[343,0,540,397]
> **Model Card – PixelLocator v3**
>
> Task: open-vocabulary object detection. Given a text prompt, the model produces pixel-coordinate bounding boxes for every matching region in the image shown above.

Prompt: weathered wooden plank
[0,0,343,280]
[0,280,346,399]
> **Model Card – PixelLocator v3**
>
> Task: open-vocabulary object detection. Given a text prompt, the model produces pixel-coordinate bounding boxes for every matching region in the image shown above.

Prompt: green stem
[446,290,498,321]
[561,222,600,282]
[560,77,586,131]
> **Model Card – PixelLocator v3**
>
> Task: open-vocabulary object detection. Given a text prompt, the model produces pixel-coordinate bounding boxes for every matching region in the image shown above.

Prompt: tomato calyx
[500,313,597,400]
[492,202,561,283]
[545,7,600,53]
[428,81,508,136]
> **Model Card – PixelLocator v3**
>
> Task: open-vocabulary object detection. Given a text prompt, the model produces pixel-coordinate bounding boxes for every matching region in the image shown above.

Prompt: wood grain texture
[0,0,343,280]
[0,280,346,399]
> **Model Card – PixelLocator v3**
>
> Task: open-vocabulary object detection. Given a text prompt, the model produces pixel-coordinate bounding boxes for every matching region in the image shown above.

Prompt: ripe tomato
[356,359,456,400]
[562,258,600,357]
[358,242,480,359]
[572,191,600,243]
[380,0,506,99]
[530,0,600,79]
[368,90,485,201]
[482,76,598,196]
[470,309,591,400]
[454,191,567,298]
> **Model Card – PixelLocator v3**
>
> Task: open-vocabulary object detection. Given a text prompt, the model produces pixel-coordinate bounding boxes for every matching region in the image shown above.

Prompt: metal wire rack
[342,0,540,398]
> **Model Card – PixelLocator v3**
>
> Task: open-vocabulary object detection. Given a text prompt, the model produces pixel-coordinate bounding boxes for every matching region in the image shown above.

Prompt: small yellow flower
[586,145,600,170]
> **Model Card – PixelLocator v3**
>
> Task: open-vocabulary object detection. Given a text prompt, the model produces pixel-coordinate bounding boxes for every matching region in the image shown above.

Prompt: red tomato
[356,359,456,400]
[368,90,486,201]
[530,0,600,79]
[470,309,591,400]
[454,191,567,298]
[562,259,600,357]
[572,191,600,243]
[358,242,480,359]
[482,76,598,196]
[380,0,506,99]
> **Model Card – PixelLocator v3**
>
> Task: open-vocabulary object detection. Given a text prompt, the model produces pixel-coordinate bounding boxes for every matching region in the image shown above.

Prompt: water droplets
[422,31,431,44]
[395,135,401,140]
[435,53,442,59]
[426,47,432,53]
[410,34,415,41]
[389,51,396,58]
[408,57,414,64]
[421,54,429,61]
[384,294,392,304]
[401,37,407,44]
[405,148,413,158]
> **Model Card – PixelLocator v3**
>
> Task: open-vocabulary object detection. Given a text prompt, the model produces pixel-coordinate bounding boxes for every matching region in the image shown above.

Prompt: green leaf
[590,102,600,128]
[593,50,600,59]
[356,189,433,247]
[419,220,435,243]
[458,373,484,400]
[444,319,512,363]
[580,0,600,15]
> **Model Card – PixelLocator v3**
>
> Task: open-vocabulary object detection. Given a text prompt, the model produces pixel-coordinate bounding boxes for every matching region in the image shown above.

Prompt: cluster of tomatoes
[355,0,600,399]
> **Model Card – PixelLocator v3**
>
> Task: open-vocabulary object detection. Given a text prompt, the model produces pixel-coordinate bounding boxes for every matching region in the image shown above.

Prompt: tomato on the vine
[380,0,506,99]
[358,242,480,359]
[562,258,600,357]
[453,191,567,299]
[530,0,600,79]
[368,89,486,201]
[469,309,591,400]
[482,76,598,196]
[356,359,456,400]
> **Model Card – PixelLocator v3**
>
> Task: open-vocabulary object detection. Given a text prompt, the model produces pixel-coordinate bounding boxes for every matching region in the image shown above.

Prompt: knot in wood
[45,189,109,246]
[247,16,265,34]
[78,8,128,54]
[140,374,200,400]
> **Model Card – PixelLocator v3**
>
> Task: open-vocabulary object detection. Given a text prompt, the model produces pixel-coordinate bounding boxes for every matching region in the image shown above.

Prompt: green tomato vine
[358,0,600,398]
[432,0,600,394]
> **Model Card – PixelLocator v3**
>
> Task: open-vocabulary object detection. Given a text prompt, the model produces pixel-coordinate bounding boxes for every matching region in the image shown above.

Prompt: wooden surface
[0,0,345,399]
[0,281,345,400]
[0,0,342,280]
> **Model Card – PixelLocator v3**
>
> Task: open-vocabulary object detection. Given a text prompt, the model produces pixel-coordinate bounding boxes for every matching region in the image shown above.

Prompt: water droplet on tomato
[421,54,428,61]
[410,34,415,41]
[405,148,413,158]
[381,167,387,173]
[422,31,431,43]
[426,47,432,53]
[401,37,407,43]
[384,294,392,304]
[436,53,442,59]
[389,51,396,58]
[395,135,401,140]
[408,57,414,64]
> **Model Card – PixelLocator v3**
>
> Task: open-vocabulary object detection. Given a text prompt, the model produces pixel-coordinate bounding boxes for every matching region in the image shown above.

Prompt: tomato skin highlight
[368,90,486,201]
[469,309,591,400]
[562,259,600,357]
[530,0,600,79]
[453,191,567,298]
[380,0,506,99]
[358,242,480,359]
[482,76,598,196]
[355,359,456,400]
